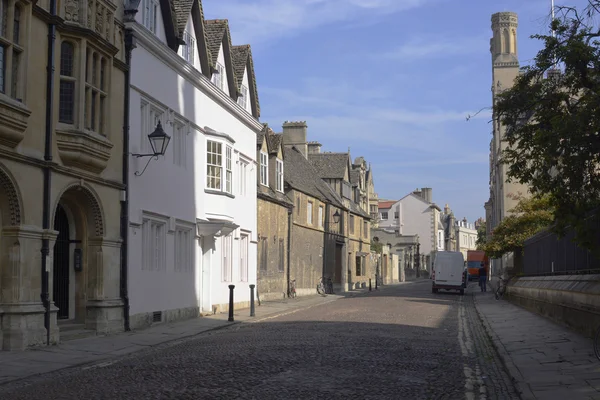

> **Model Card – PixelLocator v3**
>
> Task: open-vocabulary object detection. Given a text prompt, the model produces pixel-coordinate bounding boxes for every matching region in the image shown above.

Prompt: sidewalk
[473,285,600,400]
[0,283,392,386]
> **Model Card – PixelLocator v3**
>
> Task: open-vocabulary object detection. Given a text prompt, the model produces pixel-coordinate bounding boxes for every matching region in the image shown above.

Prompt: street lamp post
[132,121,171,176]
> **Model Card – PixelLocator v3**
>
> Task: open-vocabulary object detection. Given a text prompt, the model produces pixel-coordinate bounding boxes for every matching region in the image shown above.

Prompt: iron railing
[523,210,600,276]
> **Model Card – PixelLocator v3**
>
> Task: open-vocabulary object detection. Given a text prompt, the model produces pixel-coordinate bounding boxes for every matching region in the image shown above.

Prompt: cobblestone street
[0,281,519,400]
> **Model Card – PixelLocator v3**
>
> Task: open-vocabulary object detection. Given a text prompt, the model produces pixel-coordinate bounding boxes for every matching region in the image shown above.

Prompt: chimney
[413,188,422,198]
[421,187,432,203]
[282,121,308,158]
[307,141,322,154]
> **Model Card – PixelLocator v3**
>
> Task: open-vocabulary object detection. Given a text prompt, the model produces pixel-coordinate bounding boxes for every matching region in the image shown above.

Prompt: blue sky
[203,0,589,223]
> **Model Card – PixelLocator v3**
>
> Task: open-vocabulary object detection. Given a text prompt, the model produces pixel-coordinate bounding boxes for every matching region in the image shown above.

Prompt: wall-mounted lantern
[132,121,171,176]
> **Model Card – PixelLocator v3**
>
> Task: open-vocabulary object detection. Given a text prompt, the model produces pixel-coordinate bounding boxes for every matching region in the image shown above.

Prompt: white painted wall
[396,195,435,256]
[127,15,260,320]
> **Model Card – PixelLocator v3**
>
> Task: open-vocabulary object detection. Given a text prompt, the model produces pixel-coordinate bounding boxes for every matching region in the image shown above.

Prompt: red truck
[466,250,488,281]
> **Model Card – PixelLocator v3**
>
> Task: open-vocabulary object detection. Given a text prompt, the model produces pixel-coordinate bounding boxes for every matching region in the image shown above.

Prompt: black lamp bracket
[134,155,159,176]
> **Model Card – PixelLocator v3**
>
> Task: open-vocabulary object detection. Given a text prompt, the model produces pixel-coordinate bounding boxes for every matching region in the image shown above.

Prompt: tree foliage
[475,223,487,250]
[482,194,555,259]
[494,2,600,251]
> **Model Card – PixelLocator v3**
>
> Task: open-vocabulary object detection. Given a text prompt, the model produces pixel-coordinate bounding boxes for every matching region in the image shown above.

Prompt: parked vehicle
[466,250,488,281]
[432,251,466,295]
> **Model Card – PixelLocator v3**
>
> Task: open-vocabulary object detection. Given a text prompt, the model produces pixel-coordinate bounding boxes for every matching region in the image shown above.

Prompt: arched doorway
[53,204,71,320]
[51,184,105,326]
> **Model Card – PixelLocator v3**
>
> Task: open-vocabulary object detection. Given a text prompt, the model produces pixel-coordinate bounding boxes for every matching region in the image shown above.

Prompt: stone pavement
[473,284,600,400]
[0,282,399,387]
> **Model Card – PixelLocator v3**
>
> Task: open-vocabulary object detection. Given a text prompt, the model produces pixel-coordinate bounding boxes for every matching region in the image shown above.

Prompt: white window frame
[275,158,284,192]
[141,0,158,34]
[239,157,249,196]
[239,233,249,282]
[381,212,388,220]
[318,206,323,228]
[173,121,186,167]
[307,201,313,225]
[237,84,248,109]
[174,224,194,273]
[221,233,233,282]
[212,62,224,89]
[260,151,268,186]
[225,145,233,194]
[206,140,233,194]
[141,215,167,272]
[180,30,195,64]
[206,140,223,190]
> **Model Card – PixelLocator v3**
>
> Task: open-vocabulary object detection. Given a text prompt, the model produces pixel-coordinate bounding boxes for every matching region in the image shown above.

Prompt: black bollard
[369,278,372,291]
[228,284,235,322]
[375,274,379,290]
[249,284,256,317]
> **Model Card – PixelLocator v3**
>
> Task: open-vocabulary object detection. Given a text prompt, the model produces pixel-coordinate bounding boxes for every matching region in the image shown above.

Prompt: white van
[432,251,466,295]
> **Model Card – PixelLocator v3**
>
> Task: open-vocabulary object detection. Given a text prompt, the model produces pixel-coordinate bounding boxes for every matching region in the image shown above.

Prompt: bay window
[206,139,233,194]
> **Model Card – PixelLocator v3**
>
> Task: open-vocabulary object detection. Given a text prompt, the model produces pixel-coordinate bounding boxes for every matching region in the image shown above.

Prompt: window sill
[0,94,31,148]
[205,189,235,199]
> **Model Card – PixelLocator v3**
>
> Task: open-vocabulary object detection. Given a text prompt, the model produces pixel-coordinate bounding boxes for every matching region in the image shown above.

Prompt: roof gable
[204,19,239,98]
[190,0,211,76]
[159,0,181,51]
[231,45,261,118]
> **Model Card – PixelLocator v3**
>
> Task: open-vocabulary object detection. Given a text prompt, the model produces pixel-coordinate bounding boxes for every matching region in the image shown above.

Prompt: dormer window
[141,0,158,34]
[180,30,195,64]
[237,84,248,109]
[212,62,224,90]
[276,159,283,192]
[260,151,268,186]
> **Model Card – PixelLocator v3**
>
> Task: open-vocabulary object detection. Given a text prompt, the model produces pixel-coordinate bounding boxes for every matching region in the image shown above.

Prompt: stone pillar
[0,226,59,350]
[340,241,349,292]
[85,237,123,334]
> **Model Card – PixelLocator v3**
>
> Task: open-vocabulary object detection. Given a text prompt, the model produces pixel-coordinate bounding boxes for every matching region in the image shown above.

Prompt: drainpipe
[286,207,292,297]
[40,0,57,346]
[120,10,138,332]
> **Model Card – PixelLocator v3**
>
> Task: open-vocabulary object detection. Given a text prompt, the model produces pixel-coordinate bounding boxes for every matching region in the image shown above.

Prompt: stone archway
[52,183,105,326]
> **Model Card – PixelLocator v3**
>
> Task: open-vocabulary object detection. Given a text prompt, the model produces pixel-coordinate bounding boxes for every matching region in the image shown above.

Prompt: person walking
[478,262,487,292]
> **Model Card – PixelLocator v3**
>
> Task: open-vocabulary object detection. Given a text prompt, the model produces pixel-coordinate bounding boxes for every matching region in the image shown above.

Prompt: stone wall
[506,275,600,338]
[257,198,290,301]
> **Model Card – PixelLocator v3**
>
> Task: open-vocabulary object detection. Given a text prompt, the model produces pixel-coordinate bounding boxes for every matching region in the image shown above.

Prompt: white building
[456,218,478,259]
[125,0,262,328]
[378,188,442,270]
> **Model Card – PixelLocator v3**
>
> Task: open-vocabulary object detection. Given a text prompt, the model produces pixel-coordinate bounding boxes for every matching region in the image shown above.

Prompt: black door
[53,204,70,319]
[334,244,343,283]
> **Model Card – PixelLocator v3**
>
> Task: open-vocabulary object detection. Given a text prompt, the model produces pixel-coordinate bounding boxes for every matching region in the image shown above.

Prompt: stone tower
[487,11,529,275]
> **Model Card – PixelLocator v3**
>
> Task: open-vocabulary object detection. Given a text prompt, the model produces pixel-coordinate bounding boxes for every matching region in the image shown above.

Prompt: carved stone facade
[0,0,126,350]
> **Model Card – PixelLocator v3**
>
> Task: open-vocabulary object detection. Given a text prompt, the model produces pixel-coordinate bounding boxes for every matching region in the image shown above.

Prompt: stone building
[306,143,372,291]
[486,11,529,275]
[256,126,292,301]
[0,0,127,350]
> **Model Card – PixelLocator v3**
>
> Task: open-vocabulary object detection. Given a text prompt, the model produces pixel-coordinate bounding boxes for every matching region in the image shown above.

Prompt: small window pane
[59,81,75,123]
[60,42,75,77]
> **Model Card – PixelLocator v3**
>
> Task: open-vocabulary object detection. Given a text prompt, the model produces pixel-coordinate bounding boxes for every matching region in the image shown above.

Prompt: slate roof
[230,45,249,84]
[204,19,228,66]
[230,44,261,117]
[267,135,283,155]
[285,147,344,207]
[307,153,349,179]
[349,170,360,187]
[172,0,194,37]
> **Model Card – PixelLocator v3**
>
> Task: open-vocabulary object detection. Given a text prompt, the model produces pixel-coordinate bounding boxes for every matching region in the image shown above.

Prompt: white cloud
[202,0,432,44]
[382,35,488,60]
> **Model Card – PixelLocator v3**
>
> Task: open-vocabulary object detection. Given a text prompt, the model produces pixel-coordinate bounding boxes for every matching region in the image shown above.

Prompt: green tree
[482,194,555,259]
[494,2,600,251]
[475,223,487,250]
